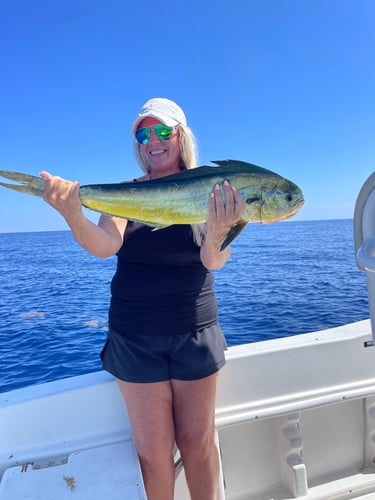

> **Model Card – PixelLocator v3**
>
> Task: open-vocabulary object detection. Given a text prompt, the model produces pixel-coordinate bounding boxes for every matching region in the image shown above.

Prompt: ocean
[0,219,369,393]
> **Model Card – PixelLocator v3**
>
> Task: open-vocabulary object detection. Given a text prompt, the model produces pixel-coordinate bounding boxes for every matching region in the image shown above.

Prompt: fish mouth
[283,196,305,220]
[260,194,304,223]
[295,195,305,209]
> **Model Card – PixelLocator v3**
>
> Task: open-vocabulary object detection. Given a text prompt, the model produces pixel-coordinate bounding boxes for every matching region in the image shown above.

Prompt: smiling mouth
[150,149,166,156]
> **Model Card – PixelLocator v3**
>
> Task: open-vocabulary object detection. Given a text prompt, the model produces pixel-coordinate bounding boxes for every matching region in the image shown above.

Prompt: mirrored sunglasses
[135,124,175,145]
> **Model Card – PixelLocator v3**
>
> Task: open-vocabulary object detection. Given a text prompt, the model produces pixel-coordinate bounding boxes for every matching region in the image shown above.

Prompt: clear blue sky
[0,0,374,233]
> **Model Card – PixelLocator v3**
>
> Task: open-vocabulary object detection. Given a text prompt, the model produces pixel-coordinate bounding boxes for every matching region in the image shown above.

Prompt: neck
[147,165,183,180]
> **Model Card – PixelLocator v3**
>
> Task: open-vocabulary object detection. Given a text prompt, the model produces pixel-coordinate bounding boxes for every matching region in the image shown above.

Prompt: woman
[41,98,245,500]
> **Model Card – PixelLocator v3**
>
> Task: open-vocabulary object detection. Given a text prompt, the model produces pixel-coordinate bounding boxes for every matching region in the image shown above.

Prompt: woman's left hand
[206,180,246,244]
[200,181,246,270]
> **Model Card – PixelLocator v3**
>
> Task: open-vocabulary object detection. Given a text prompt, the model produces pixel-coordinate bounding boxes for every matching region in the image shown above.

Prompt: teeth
[150,149,166,155]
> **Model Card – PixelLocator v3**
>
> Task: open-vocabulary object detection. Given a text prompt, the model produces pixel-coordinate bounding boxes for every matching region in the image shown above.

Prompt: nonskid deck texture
[0,442,146,500]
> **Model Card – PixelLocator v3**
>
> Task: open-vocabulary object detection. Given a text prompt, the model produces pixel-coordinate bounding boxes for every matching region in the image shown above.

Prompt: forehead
[138,117,163,128]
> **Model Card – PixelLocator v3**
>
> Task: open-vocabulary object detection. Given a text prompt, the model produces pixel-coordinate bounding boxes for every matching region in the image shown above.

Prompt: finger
[39,171,52,179]
[71,181,81,198]
[222,180,238,215]
[232,186,245,216]
[213,183,225,218]
[208,191,216,216]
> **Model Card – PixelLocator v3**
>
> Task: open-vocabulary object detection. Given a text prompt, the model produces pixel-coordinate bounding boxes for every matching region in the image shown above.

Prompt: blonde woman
[42,98,245,500]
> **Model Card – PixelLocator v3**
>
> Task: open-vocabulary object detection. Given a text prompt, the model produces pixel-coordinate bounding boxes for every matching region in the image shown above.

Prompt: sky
[0,0,374,233]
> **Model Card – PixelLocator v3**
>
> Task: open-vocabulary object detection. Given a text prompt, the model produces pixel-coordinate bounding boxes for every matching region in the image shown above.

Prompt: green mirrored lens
[154,124,173,140]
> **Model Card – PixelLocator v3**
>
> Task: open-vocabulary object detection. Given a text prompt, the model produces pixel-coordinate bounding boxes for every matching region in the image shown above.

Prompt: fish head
[258,178,304,223]
[240,177,304,223]
[214,160,304,224]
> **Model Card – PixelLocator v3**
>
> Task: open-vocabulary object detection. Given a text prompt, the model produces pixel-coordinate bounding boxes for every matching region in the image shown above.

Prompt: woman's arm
[200,181,245,270]
[41,171,126,258]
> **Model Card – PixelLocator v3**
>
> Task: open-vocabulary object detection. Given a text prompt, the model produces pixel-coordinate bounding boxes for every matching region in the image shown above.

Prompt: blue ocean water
[0,219,369,393]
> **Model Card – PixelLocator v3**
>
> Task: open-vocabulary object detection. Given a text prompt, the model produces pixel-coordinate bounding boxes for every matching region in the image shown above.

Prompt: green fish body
[0,159,304,249]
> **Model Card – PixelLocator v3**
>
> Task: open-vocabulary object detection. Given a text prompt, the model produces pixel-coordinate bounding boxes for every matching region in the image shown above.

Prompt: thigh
[117,379,175,452]
[172,373,219,443]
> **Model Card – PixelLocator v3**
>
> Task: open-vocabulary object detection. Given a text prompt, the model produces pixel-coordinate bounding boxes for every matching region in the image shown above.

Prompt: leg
[117,379,175,500]
[172,373,221,500]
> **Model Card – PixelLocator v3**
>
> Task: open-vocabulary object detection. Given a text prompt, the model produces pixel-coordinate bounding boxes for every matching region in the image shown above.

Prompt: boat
[2,173,375,500]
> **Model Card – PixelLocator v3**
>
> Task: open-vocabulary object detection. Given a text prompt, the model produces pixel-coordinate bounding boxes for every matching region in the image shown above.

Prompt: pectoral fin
[220,220,248,251]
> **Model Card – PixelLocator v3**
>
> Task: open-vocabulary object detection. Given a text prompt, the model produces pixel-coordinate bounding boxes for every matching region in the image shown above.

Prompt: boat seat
[0,441,146,500]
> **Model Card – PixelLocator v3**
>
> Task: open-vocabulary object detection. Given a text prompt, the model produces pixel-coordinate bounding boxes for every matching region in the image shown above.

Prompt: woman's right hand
[40,171,126,258]
[40,171,82,219]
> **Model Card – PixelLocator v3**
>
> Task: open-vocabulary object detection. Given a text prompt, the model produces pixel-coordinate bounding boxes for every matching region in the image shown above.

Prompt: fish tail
[0,170,45,197]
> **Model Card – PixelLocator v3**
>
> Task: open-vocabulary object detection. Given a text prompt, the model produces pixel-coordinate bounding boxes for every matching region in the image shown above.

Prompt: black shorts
[100,324,227,383]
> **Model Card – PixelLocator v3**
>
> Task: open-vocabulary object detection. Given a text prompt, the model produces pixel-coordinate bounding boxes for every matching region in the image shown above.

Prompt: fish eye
[286,194,293,202]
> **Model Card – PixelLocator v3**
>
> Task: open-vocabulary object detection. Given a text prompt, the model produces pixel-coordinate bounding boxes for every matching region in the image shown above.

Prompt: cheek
[170,135,182,157]
[139,146,149,164]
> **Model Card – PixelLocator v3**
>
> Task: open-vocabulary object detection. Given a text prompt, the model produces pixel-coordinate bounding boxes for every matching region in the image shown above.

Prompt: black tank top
[109,222,218,336]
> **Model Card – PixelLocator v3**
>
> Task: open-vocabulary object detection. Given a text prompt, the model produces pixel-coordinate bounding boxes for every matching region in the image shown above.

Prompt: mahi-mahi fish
[0,159,304,250]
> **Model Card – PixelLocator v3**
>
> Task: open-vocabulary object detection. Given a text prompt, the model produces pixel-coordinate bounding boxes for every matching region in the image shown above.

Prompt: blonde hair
[133,123,207,246]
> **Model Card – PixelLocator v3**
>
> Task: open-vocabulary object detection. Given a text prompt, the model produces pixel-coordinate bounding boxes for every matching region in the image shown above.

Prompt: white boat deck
[0,371,147,499]
[2,320,375,499]
[0,441,145,499]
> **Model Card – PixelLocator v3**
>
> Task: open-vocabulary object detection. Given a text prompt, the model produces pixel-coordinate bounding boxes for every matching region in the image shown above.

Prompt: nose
[147,128,162,144]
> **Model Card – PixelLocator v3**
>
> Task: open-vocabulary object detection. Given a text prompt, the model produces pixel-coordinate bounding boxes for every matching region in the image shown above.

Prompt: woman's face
[137,117,181,178]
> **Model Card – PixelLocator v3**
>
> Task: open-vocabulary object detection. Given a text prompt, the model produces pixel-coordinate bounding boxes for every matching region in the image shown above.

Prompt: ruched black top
[109,222,218,336]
